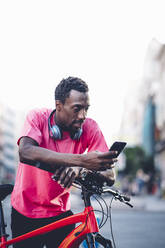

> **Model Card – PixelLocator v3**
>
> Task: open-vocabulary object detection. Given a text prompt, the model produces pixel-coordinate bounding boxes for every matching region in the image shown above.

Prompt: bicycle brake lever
[125,202,133,208]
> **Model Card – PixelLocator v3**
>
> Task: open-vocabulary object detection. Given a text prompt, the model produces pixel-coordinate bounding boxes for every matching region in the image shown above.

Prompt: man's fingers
[64,172,76,188]
[98,159,117,171]
[54,168,76,188]
[58,168,70,183]
[52,167,78,188]
[52,167,65,181]
[99,151,118,158]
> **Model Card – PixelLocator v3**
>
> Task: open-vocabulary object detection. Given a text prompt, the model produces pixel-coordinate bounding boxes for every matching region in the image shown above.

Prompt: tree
[123,146,155,177]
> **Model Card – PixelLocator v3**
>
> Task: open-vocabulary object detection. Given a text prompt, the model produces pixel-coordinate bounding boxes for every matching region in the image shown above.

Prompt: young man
[11,76,117,247]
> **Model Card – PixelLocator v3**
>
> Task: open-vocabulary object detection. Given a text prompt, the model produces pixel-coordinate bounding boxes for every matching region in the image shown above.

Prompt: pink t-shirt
[11,108,108,218]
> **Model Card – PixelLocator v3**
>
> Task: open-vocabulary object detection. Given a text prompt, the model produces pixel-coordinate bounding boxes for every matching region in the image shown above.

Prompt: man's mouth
[73,121,83,128]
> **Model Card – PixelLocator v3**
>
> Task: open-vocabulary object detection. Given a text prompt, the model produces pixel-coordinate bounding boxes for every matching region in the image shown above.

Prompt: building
[119,38,165,196]
[0,103,18,183]
[118,80,145,146]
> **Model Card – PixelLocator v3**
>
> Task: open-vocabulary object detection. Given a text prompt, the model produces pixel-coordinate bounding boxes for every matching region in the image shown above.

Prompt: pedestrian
[11,76,117,247]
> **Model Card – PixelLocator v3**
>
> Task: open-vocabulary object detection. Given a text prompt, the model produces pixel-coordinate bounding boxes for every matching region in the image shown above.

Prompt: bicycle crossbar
[0,206,99,247]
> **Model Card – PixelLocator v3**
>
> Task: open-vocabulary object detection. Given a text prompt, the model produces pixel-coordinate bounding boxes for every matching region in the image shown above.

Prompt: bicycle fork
[85,233,113,248]
[95,233,113,248]
[85,233,96,248]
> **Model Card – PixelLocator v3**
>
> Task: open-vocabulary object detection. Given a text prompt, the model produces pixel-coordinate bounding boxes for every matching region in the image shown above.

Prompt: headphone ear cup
[48,110,83,140]
[48,110,62,140]
[72,128,83,140]
[51,125,62,140]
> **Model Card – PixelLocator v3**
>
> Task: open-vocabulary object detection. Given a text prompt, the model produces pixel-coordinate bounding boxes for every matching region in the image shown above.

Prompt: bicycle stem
[81,187,93,207]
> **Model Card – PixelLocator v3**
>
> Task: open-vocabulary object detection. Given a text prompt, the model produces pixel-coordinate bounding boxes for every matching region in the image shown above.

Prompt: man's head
[54,77,90,134]
[55,77,89,103]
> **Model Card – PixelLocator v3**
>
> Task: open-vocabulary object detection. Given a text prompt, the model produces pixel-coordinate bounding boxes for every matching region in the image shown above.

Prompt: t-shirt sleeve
[17,109,43,145]
[85,119,109,152]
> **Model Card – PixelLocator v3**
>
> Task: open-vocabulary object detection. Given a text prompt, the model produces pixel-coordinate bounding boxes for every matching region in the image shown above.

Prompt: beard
[63,120,83,134]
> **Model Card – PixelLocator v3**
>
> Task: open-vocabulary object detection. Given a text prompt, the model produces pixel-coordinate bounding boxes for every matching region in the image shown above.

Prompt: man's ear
[55,100,63,111]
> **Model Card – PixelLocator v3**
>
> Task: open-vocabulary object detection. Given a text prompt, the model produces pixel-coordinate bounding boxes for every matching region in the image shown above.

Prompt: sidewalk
[71,192,165,212]
[111,195,165,212]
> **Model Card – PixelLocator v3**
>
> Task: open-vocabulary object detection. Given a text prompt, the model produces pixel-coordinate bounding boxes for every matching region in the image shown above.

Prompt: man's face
[56,90,90,133]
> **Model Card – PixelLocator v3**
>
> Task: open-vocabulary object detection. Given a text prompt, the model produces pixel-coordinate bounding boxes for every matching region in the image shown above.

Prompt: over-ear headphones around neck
[48,109,83,140]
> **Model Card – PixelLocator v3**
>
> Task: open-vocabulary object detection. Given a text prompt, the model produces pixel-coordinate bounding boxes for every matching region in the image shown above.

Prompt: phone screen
[109,141,127,158]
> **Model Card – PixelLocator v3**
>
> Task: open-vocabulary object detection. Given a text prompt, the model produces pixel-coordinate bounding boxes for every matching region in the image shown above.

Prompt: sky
[0,0,165,145]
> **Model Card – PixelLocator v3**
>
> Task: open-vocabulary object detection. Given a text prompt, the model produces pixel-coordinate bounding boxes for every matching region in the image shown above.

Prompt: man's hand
[100,168,116,186]
[81,150,118,171]
[77,168,116,187]
[52,167,80,188]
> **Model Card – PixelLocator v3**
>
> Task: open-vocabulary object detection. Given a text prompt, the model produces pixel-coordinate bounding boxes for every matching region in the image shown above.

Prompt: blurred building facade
[0,103,19,183]
[119,38,165,196]
[118,81,144,146]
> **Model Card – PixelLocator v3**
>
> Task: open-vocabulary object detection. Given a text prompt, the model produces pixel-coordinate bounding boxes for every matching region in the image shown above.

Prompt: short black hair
[55,76,89,103]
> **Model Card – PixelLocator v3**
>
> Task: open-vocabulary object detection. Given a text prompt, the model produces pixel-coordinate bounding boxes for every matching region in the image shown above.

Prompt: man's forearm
[19,144,82,171]
[19,137,117,172]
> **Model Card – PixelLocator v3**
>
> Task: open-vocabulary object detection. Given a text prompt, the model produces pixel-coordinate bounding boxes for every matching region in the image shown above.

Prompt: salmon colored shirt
[11,108,108,218]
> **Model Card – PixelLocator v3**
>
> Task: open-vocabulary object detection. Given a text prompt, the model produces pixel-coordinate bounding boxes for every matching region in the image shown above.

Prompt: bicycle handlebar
[102,188,130,202]
[74,171,133,207]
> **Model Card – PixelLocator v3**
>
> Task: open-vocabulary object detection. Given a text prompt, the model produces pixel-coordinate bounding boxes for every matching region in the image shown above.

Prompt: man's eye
[73,106,89,113]
[74,108,80,113]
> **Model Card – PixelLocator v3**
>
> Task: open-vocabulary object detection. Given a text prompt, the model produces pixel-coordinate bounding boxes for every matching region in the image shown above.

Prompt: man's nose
[78,109,86,120]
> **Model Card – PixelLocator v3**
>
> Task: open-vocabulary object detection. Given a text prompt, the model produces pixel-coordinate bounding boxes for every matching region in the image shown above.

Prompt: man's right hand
[81,150,118,171]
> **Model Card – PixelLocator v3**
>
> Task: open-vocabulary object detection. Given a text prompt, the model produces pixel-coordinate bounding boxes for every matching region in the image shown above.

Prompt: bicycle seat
[0,184,14,201]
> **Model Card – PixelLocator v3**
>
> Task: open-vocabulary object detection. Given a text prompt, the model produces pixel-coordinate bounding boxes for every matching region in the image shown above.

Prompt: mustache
[73,120,84,125]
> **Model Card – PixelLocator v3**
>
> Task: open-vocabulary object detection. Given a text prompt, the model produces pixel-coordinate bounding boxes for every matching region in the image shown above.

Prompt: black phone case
[109,141,127,158]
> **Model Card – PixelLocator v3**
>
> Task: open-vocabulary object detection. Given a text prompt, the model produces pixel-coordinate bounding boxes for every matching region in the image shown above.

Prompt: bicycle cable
[73,180,113,226]
[92,194,109,228]
[93,194,118,248]
[72,178,118,247]
[72,184,108,235]
[108,196,117,248]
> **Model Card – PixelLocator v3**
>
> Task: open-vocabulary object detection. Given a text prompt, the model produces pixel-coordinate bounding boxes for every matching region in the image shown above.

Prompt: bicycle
[0,171,133,248]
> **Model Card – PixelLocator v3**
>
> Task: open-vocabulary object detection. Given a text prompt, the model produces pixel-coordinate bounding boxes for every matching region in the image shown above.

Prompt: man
[11,76,117,247]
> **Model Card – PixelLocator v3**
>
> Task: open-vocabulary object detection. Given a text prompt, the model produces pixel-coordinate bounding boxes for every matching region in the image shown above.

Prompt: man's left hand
[52,167,80,188]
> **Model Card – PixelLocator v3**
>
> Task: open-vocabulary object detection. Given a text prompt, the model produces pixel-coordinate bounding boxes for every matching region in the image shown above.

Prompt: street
[71,192,165,248]
[2,194,165,248]
[100,209,165,248]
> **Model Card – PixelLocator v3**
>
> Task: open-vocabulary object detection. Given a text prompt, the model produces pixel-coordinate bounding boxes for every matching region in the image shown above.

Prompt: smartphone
[109,141,127,158]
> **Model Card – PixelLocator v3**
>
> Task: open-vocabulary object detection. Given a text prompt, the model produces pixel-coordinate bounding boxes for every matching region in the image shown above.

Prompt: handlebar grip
[105,188,131,202]
[121,194,130,202]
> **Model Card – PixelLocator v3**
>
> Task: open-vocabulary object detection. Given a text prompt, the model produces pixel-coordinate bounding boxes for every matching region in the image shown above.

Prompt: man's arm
[19,136,118,172]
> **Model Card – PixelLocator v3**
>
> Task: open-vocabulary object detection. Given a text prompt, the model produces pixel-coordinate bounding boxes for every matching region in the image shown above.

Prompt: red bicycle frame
[1,172,126,248]
[0,205,98,248]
